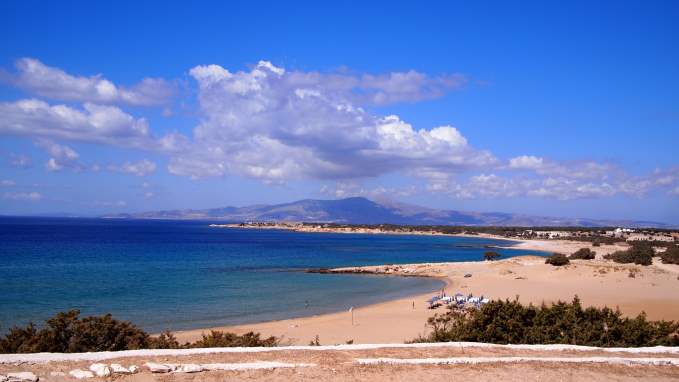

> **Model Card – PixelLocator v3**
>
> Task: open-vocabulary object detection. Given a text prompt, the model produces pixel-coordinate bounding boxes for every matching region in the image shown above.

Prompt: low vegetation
[545,253,570,266]
[0,310,278,353]
[660,245,679,265]
[569,248,596,260]
[604,243,654,266]
[412,297,679,347]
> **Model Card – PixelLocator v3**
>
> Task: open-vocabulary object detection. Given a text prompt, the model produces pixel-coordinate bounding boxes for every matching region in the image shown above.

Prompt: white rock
[174,364,203,373]
[69,369,94,379]
[0,374,7,382]
[145,362,175,373]
[89,363,111,377]
[128,365,139,373]
[109,364,130,374]
[6,372,38,382]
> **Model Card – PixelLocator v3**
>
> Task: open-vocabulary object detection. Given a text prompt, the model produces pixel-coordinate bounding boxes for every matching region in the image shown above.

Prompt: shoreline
[173,230,679,345]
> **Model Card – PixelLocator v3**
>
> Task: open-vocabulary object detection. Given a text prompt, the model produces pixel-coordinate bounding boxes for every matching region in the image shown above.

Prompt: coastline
[174,231,679,345]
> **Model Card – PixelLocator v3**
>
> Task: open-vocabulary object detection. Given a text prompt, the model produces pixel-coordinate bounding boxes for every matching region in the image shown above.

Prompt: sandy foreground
[174,239,679,345]
[2,343,679,381]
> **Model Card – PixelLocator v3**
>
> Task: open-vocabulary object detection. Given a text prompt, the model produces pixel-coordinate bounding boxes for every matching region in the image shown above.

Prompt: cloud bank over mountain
[1,58,678,213]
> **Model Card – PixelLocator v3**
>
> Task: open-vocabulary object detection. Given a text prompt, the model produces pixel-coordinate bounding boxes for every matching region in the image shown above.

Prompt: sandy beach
[175,237,679,345]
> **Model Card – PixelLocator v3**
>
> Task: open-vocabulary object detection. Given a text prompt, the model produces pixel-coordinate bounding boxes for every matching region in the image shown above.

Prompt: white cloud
[669,186,679,196]
[0,99,153,148]
[8,153,32,168]
[167,61,493,182]
[34,139,82,172]
[320,182,417,199]
[3,191,42,201]
[92,200,127,207]
[7,58,175,106]
[509,155,544,170]
[1,180,16,187]
[108,159,156,176]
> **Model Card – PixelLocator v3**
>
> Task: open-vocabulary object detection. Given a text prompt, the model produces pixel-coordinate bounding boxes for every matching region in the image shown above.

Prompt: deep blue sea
[0,217,546,332]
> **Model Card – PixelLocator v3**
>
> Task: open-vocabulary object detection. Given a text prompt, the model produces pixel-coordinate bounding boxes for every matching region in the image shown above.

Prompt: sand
[174,238,679,345]
[3,342,679,381]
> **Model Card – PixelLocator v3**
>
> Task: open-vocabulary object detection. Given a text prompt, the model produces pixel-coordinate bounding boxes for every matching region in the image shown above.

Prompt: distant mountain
[102,197,671,228]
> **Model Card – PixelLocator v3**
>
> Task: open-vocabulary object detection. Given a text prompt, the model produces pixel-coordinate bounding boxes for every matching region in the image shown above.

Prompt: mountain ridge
[103,197,671,228]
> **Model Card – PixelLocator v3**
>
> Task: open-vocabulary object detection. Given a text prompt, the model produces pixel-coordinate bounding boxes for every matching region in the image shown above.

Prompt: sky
[0,1,678,223]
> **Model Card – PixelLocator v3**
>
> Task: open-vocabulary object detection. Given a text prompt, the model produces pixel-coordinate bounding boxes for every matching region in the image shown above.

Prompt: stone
[0,374,7,382]
[89,363,111,377]
[128,365,139,373]
[69,369,94,379]
[175,364,203,373]
[6,372,38,382]
[109,364,130,374]
[145,362,174,373]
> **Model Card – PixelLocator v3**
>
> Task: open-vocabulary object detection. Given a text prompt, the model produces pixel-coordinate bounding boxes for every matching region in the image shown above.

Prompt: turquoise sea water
[0,217,547,332]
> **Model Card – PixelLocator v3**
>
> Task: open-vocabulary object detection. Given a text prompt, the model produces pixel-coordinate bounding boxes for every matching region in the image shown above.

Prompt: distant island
[104,197,673,228]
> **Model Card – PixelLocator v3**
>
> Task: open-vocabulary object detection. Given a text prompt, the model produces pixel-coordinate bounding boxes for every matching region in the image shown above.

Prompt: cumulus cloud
[108,159,156,176]
[3,191,42,201]
[167,61,493,182]
[509,155,544,170]
[0,99,153,148]
[5,58,175,106]
[320,182,417,199]
[34,139,82,172]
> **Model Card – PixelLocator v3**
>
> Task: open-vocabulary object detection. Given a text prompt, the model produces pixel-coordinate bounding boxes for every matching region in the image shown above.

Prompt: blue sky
[1,1,678,223]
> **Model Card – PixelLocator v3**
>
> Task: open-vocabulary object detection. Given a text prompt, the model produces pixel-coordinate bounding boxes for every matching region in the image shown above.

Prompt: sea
[0,217,547,333]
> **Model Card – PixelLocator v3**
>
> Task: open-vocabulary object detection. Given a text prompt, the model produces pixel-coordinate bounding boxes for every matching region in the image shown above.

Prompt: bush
[570,248,596,260]
[0,310,278,353]
[412,297,679,347]
[190,330,278,348]
[484,251,501,261]
[545,253,570,266]
[660,246,679,265]
[0,310,149,353]
[605,245,654,266]
[592,241,601,247]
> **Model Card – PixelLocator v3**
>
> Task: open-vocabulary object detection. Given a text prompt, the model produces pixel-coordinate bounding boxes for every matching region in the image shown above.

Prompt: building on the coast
[626,233,674,242]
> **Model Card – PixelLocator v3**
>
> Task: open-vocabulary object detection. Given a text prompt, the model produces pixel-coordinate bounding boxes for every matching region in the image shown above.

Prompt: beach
[175,237,679,345]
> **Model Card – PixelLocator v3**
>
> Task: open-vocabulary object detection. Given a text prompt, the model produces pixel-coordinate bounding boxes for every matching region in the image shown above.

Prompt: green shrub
[570,248,596,260]
[190,330,278,348]
[0,310,278,353]
[545,253,570,266]
[484,251,501,261]
[148,330,182,349]
[605,245,653,266]
[413,297,679,347]
[660,246,679,265]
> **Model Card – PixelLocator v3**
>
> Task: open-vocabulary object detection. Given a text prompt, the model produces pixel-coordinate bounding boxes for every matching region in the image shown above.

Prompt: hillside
[103,197,670,228]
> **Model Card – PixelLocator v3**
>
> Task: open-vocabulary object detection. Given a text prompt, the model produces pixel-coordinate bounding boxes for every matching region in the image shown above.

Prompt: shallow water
[0,217,546,332]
